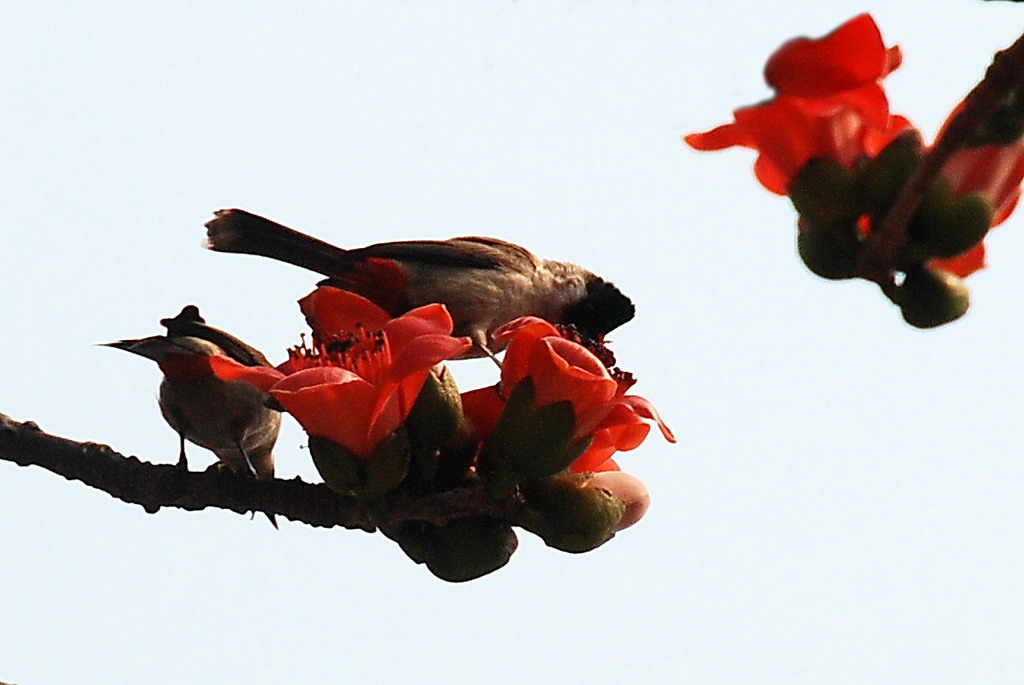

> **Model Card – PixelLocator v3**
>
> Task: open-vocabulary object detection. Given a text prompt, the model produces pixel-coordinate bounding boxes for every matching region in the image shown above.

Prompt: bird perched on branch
[104,306,281,525]
[204,208,635,359]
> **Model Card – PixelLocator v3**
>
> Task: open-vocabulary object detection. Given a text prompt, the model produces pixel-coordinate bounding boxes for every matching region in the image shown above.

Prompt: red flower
[928,118,1024,277]
[941,139,1024,227]
[764,13,902,100]
[461,317,674,473]
[212,287,472,459]
[685,14,906,194]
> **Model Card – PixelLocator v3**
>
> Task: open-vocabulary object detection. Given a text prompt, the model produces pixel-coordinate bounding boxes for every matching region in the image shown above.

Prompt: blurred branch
[0,412,508,530]
[857,29,1024,285]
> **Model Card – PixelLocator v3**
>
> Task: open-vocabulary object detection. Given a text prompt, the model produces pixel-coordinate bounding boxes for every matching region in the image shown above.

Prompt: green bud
[477,378,591,498]
[392,521,434,565]
[797,221,861,280]
[404,368,461,452]
[403,367,473,485]
[859,132,923,216]
[908,179,994,258]
[788,158,861,226]
[516,474,627,553]
[421,517,519,583]
[898,267,970,328]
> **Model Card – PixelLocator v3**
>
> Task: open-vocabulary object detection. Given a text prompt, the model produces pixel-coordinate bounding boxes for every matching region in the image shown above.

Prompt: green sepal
[788,158,861,227]
[898,266,970,329]
[308,435,363,495]
[859,132,923,216]
[789,158,873,280]
[394,517,518,583]
[308,429,411,497]
[363,428,411,497]
[515,473,626,553]
[477,378,590,497]
[403,366,477,488]
[907,178,994,259]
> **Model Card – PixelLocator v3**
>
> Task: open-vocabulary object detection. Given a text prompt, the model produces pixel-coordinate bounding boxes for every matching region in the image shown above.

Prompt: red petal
[931,244,986,278]
[733,98,821,183]
[941,139,1024,222]
[379,370,430,422]
[207,355,284,392]
[684,121,754,151]
[570,440,619,473]
[752,154,790,195]
[271,367,383,458]
[765,14,891,97]
[994,191,1021,227]
[578,402,652,451]
[497,317,563,388]
[387,333,473,383]
[544,337,608,377]
[384,303,457,349]
[460,384,505,441]
[824,83,891,130]
[299,287,391,338]
[622,395,677,443]
[364,390,408,457]
[492,317,561,344]
[527,337,617,414]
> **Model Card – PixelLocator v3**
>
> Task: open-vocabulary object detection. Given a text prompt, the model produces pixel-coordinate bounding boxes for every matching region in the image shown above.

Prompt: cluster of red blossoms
[212,286,674,581]
[686,14,1024,328]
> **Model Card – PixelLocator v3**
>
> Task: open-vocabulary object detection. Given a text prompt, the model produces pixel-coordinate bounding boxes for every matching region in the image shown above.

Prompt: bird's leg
[237,441,259,479]
[236,440,278,529]
[472,332,502,369]
[176,433,189,470]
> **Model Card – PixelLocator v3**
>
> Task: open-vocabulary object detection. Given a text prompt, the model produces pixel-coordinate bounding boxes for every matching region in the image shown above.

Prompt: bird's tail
[205,209,352,278]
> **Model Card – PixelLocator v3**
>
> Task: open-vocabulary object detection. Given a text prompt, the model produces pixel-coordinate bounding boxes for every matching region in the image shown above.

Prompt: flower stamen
[286,325,394,386]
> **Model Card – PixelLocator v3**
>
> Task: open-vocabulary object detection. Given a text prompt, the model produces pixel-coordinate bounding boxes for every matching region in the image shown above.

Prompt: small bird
[204,208,636,358]
[104,306,281,525]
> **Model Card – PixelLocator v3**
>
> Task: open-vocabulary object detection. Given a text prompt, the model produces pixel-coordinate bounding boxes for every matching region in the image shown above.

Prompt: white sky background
[2,2,1024,683]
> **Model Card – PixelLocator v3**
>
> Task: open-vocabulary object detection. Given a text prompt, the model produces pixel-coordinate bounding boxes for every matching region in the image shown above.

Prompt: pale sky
[3,2,1024,684]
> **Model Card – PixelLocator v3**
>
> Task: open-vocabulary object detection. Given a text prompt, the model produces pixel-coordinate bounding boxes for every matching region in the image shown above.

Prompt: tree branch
[0,412,511,530]
[857,29,1024,285]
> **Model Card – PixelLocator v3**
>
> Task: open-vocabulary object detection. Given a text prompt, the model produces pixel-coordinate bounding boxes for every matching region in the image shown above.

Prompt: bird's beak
[99,339,139,351]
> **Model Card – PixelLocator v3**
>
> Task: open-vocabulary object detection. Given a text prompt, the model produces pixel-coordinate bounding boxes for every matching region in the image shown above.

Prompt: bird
[104,305,281,526]
[204,208,635,359]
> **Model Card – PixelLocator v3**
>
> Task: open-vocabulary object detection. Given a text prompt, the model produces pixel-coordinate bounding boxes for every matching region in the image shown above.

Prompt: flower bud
[797,219,861,280]
[859,131,923,215]
[788,158,861,227]
[396,517,519,583]
[898,266,970,328]
[516,473,627,553]
[308,435,363,494]
[908,179,993,259]
[477,379,591,498]
[589,471,651,530]
[403,366,476,485]
[308,430,411,497]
